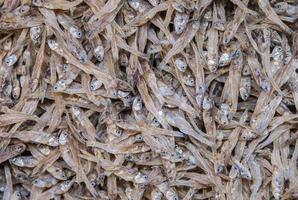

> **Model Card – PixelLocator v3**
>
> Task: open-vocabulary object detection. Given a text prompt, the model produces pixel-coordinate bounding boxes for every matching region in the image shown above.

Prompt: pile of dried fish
[1,0,298,199]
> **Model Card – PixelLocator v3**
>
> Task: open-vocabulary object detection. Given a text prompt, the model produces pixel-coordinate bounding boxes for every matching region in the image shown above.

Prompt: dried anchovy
[0,0,298,200]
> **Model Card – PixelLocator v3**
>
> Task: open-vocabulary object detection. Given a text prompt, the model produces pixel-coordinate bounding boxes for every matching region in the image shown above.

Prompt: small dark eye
[116,129,122,135]
[91,181,96,187]
[63,65,68,70]
[295,68,298,74]
[137,135,143,140]
[126,155,132,160]
[143,175,148,179]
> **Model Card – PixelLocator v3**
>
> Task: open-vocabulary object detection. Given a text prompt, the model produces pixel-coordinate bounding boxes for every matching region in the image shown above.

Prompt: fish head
[274,2,288,14]
[32,0,43,6]
[5,54,17,66]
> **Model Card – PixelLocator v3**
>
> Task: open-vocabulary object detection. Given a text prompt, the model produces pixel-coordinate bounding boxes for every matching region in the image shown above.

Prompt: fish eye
[137,135,143,140]
[53,86,58,90]
[149,47,154,52]
[116,129,122,135]
[16,191,21,197]
[143,175,148,179]
[126,155,132,160]
[17,145,23,150]
[91,181,97,187]
[63,64,68,70]
[248,49,254,55]
[295,68,298,74]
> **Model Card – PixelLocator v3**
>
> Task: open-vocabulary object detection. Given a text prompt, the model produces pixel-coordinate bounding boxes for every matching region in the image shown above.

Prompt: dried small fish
[174,12,189,34]
[206,28,219,72]
[0,143,26,164]
[10,156,38,168]
[32,174,58,188]
[239,76,251,101]
[0,1,297,199]
[258,0,293,34]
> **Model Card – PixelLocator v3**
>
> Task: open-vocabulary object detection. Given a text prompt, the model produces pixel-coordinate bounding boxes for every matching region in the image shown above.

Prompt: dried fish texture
[1,0,298,199]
